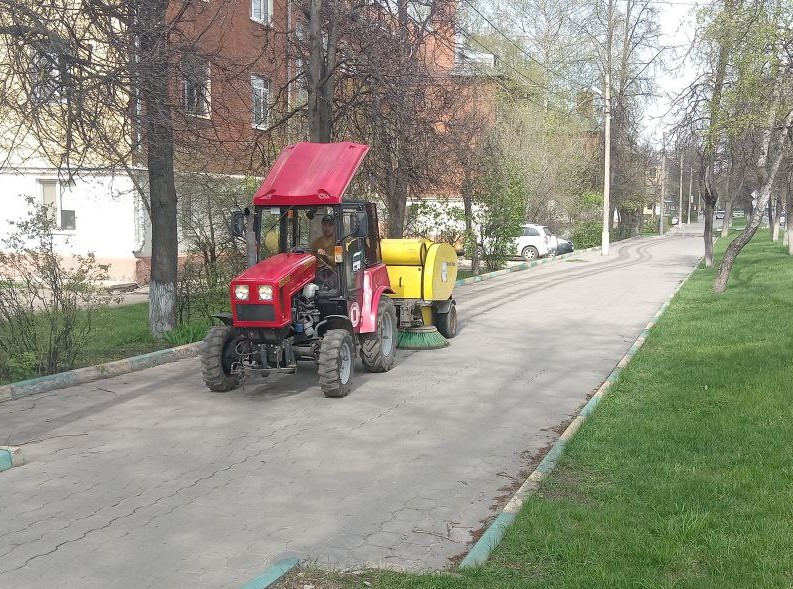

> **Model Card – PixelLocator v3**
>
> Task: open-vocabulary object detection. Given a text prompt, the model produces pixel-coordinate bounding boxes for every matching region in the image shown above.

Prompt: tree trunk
[786,184,793,254]
[140,0,178,337]
[308,0,332,143]
[386,167,408,238]
[721,177,732,237]
[771,192,781,242]
[461,168,479,274]
[703,197,714,267]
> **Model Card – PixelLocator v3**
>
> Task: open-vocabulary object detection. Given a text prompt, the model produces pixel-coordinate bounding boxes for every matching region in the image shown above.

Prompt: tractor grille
[236,304,275,322]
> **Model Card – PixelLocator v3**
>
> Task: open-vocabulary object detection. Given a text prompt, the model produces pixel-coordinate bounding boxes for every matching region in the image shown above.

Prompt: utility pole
[659,133,666,235]
[688,166,694,223]
[601,0,614,257]
[678,151,684,227]
[602,70,611,256]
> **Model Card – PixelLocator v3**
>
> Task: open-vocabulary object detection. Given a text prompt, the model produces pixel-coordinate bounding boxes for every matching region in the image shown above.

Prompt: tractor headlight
[258,285,273,301]
[234,284,249,300]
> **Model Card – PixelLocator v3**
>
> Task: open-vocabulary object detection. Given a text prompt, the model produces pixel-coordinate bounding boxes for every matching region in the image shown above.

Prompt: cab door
[341,206,366,332]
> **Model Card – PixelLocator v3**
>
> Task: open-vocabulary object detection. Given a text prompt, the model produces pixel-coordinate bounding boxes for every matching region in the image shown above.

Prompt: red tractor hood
[253,141,369,206]
[234,253,316,285]
[231,253,317,328]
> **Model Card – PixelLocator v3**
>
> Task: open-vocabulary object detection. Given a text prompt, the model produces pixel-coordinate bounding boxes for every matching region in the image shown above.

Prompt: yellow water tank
[381,239,457,301]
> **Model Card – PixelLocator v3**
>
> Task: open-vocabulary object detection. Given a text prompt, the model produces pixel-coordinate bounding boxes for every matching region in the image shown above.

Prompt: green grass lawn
[276,231,793,588]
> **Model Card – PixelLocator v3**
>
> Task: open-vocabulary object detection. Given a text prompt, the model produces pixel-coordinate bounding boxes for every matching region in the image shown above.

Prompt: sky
[644,0,704,143]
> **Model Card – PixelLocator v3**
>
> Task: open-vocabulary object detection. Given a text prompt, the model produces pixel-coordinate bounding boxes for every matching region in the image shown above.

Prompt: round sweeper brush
[396,326,449,350]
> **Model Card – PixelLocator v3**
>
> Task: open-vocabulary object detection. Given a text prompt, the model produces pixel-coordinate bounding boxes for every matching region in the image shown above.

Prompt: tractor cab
[254,201,383,302]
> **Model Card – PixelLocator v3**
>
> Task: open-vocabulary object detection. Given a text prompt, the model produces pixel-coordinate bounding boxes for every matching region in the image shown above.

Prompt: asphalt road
[0,225,704,588]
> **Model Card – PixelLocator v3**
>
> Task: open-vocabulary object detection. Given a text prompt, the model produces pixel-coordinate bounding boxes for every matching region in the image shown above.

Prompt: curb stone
[458,252,701,569]
[0,342,202,404]
[0,446,25,472]
[238,558,301,589]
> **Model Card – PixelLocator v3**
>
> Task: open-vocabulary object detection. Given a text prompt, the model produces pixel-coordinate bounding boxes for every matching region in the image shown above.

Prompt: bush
[0,197,113,381]
[571,220,602,249]
[476,155,528,272]
[175,174,250,326]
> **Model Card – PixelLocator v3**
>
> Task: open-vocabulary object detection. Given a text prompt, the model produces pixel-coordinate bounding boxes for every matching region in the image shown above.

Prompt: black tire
[521,246,539,261]
[319,329,355,398]
[361,297,397,373]
[201,325,241,392]
[436,303,458,339]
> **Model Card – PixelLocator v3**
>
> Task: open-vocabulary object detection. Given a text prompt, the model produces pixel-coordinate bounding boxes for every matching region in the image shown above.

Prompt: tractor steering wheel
[290,246,313,254]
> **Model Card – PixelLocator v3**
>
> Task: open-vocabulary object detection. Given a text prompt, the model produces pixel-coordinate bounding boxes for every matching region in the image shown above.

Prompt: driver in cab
[311,214,336,269]
[311,214,338,289]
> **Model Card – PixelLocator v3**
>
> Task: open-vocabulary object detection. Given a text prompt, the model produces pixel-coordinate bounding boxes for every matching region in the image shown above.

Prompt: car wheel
[521,246,539,261]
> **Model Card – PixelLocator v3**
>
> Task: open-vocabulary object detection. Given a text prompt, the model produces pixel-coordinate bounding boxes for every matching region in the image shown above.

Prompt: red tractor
[201,142,398,397]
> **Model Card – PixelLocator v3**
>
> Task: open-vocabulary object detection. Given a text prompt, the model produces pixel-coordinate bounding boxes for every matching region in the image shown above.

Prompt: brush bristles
[396,328,450,350]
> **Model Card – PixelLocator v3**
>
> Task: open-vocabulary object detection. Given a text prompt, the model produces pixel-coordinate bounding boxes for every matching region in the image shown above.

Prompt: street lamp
[592,80,611,256]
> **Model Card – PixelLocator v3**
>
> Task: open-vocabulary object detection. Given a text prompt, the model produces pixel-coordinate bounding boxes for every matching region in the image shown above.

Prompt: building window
[251,75,271,129]
[251,0,273,24]
[182,56,211,118]
[38,180,76,230]
[60,209,77,230]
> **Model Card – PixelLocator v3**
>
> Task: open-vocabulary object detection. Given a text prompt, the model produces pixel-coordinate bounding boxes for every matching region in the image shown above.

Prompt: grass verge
[275,231,793,588]
[0,302,211,385]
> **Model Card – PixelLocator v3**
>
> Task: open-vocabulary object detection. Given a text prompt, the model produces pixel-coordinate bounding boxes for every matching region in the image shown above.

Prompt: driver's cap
[321,214,334,225]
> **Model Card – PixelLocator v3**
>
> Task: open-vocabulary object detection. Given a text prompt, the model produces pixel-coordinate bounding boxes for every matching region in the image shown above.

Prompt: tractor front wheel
[436,302,458,339]
[361,297,397,373]
[201,325,242,392]
[319,329,355,398]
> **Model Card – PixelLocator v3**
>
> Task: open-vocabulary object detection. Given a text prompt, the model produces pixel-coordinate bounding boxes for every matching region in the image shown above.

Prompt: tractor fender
[317,315,355,338]
[433,298,456,315]
[211,312,234,326]
[360,286,395,334]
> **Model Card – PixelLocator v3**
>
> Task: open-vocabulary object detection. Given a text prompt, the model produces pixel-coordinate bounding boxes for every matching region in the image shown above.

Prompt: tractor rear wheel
[319,329,355,398]
[201,325,242,392]
[436,302,458,339]
[361,297,397,373]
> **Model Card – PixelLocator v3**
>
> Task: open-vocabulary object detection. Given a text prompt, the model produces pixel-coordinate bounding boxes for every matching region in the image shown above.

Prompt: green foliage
[175,174,249,326]
[573,190,603,217]
[0,197,113,382]
[571,220,602,248]
[476,153,528,271]
[163,322,208,347]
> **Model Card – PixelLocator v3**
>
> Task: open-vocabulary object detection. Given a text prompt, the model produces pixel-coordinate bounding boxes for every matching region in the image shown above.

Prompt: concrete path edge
[238,558,301,589]
[0,446,25,472]
[0,342,202,404]
[457,254,701,570]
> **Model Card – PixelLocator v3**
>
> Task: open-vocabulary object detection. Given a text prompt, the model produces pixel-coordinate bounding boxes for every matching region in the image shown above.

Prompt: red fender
[358,264,393,334]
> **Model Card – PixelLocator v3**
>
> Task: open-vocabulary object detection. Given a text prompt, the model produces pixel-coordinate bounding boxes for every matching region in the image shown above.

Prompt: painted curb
[239,558,301,589]
[458,255,701,570]
[0,446,25,472]
[0,342,202,404]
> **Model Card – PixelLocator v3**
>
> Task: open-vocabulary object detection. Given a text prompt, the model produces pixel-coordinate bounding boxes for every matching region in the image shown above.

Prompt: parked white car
[514,223,554,260]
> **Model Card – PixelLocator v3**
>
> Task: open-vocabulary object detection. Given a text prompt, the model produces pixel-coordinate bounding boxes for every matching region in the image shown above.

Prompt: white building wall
[0,169,143,282]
